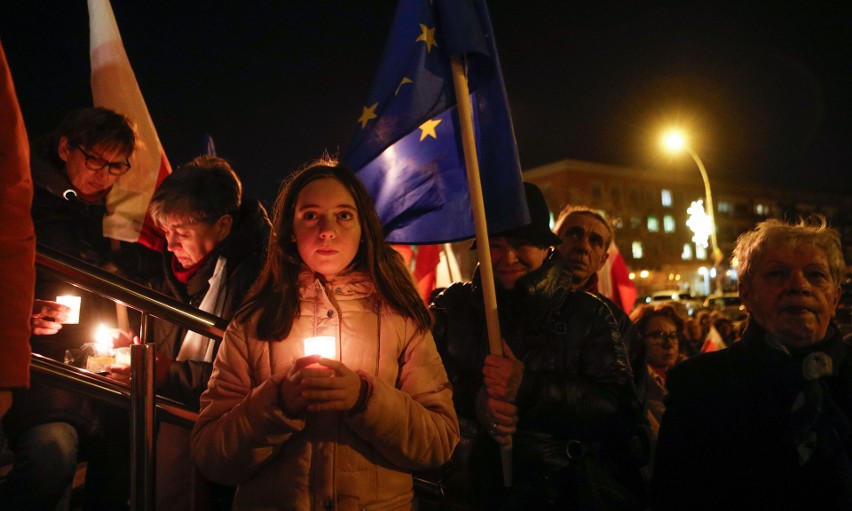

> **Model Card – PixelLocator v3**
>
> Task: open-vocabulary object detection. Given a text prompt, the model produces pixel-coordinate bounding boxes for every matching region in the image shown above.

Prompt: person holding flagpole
[431,182,647,510]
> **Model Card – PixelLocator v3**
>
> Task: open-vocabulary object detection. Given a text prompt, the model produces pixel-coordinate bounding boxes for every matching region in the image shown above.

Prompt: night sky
[2,1,850,207]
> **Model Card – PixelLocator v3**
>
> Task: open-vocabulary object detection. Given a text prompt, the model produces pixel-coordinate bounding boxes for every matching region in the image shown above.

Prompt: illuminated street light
[661,131,722,264]
[662,130,723,294]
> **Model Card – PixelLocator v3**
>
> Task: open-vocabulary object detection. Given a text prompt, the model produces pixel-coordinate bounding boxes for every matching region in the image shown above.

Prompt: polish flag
[597,242,637,313]
[89,0,171,251]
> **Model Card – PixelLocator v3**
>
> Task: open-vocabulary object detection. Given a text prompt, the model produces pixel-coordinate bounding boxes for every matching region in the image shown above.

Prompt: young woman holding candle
[191,157,459,510]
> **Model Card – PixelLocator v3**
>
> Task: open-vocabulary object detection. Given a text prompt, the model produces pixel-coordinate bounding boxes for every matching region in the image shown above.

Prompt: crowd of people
[1,105,851,511]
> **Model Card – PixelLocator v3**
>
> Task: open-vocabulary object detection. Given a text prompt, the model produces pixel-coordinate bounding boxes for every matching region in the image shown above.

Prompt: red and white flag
[597,242,638,313]
[89,0,171,251]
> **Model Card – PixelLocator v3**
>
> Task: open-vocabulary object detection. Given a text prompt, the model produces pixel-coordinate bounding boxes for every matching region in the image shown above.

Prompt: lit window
[632,241,643,259]
[718,201,732,214]
[755,203,769,216]
[663,215,676,233]
[695,242,707,260]
[661,189,672,207]
[681,243,693,260]
[647,215,659,232]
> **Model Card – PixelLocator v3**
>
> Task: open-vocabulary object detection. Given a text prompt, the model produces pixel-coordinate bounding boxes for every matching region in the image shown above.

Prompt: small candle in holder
[303,336,336,359]
[56,295,81,324]
[87,324,116,373]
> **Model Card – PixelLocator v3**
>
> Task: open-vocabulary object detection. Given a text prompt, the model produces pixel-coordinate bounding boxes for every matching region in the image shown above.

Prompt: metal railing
[32,244,228,511]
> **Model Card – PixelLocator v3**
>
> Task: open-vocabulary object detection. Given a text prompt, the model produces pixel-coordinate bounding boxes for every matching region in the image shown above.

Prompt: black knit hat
[473,182,562,249]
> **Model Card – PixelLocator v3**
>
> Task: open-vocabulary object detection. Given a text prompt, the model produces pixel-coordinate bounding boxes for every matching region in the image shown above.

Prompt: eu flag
[345,0,529,244]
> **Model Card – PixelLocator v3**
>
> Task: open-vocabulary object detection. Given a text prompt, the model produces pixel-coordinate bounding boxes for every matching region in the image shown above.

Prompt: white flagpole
[450,54,512,487]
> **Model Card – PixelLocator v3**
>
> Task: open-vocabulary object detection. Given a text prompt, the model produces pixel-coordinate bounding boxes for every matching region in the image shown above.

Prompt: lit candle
[56,295,81,324]
[87,324,116,373]
[93,324,115,356]
[303,336,336,359]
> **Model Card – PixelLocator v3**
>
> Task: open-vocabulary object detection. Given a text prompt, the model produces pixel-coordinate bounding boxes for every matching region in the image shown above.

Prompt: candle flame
[304,336,336,359]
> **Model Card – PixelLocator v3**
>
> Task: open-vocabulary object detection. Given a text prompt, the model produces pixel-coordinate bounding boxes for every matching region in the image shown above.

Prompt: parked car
[646,290,702,316]
[703,292,748,322]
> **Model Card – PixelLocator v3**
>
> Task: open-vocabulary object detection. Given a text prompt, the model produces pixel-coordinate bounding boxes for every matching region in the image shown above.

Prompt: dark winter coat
[430,253,646,510]
[652,320,852,511]
[151,199,270,410]
[3,137,160,439]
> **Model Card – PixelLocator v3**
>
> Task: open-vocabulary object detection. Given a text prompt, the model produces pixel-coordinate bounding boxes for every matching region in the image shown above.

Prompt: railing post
[131,341,156,511]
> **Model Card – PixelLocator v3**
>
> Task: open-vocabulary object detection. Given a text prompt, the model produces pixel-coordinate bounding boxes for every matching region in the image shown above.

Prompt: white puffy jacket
[192,270,459,510]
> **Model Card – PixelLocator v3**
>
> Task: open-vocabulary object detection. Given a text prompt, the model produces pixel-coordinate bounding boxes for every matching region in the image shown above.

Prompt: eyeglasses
[644,331,680,345]
[74,145,132,176]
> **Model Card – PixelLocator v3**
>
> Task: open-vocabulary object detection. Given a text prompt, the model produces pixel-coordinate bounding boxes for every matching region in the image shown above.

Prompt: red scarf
[171,250,216,284]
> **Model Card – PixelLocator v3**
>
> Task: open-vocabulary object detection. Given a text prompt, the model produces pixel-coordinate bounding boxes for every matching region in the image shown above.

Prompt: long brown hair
[237,157,432,340]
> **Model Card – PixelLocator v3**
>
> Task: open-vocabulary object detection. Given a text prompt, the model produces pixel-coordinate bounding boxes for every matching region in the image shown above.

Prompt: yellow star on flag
[395,77,413,95]
[358,103,378,129]
[416,24,438,53]
[418,118,442,141]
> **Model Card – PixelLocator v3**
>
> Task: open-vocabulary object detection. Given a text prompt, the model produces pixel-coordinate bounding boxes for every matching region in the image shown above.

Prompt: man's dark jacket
[652,319,852,511]
[431,253,646,509]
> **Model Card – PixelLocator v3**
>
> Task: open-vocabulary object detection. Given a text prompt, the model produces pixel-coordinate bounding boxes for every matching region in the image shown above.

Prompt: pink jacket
[192,271,459,510]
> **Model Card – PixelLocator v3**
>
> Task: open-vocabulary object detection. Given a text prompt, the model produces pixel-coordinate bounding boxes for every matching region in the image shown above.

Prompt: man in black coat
[652,216,852,510]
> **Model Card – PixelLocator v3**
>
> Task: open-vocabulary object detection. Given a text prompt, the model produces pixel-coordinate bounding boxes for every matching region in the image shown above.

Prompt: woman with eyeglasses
[2,107,161,510]
[629,302,685,476]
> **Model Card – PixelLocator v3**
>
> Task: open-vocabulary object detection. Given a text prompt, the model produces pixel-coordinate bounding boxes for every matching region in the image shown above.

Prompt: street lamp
[662,131,723,291]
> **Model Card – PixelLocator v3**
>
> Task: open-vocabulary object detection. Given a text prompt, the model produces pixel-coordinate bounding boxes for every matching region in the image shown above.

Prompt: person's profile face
[161,215,231,268]
[489,236,549,289]
[556,213,610,287]
[292,177,362,281]
[740,243,840,348]
[59,137,129,196]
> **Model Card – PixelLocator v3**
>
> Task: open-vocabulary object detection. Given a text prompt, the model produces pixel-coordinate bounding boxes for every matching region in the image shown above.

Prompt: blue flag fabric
[345,0,528,244]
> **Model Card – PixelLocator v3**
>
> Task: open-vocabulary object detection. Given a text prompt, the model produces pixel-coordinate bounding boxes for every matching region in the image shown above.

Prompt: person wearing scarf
[147,155,270,511]
[653,216,852,511]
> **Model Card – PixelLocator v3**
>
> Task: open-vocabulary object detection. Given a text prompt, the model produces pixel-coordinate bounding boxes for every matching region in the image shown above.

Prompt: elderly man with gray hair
[653,215,851,511]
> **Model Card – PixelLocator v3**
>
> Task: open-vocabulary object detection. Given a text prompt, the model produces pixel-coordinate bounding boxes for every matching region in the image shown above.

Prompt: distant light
[698,266,708,276]
[710,267,717,278]
[675,274,682,281]
[686,200,712,248]
[639,270,650,279]
[629,272,636,280]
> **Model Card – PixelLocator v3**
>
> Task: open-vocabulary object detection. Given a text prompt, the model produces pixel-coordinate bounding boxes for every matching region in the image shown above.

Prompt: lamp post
[663,132,723,292]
